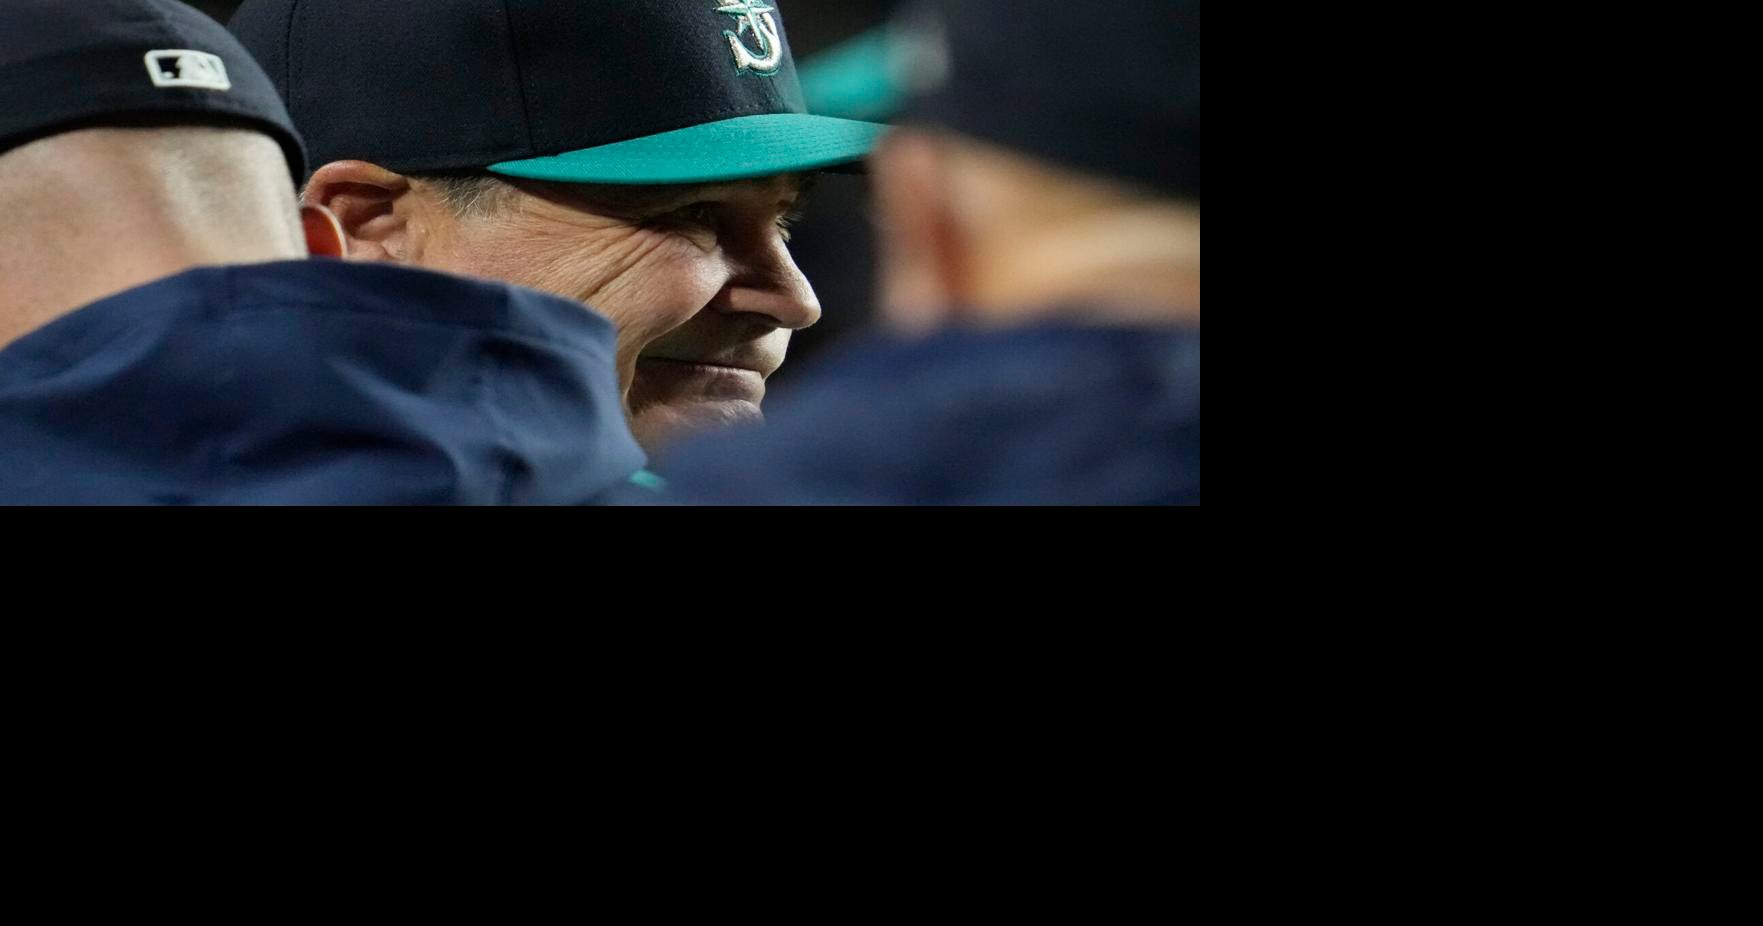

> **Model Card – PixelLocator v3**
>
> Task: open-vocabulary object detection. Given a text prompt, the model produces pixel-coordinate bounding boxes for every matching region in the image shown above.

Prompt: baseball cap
[0,0,306,179]
[799,28,907,123]
[230,0,888,185]
[898,0,1200,200]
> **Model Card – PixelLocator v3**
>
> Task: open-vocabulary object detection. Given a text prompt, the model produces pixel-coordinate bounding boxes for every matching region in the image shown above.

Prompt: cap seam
[284,0,301,133]
[499,0,540,157]
[138,0,181,49]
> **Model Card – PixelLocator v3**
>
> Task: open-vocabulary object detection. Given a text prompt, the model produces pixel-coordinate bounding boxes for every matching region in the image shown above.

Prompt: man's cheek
[611,296,700,358]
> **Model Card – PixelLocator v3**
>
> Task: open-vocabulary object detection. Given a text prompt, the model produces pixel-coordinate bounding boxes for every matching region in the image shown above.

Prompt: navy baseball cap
[899,0,1200,200]
[0,0,305,179]
[230,0,888,185]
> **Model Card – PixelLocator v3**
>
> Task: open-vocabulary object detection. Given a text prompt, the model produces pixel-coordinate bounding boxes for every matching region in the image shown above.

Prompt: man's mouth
[641,357,766,375]
[634,355,769,403]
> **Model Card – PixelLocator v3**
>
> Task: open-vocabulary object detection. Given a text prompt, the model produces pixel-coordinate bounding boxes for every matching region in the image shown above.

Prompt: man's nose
[716,243,823,331]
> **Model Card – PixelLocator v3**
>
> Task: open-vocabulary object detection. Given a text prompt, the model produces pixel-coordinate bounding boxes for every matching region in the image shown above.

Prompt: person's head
[0,0,338,347]
[300,163,820,450]
[232,0,886,450]
[0,124,346,347]
[873,0,1201,330]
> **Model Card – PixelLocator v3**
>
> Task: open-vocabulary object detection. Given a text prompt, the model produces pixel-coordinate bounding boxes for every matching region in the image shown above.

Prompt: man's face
[414,173,821,451]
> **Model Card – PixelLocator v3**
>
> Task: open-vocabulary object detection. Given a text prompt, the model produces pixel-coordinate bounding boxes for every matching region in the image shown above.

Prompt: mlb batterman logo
[715,2,783,74]
[145,50,232,91]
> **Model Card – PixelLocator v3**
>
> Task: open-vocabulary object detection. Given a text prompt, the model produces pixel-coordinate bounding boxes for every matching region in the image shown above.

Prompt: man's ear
[302,160,415,263]
[300,204,347,259]
[871,131,966,332]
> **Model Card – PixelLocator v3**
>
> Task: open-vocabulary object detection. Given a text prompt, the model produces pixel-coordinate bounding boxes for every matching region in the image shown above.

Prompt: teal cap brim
[487,113,887,185]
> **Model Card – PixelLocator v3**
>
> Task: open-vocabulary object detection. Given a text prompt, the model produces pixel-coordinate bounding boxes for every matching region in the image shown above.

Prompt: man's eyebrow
[520,179,692,214]
[578,184,693,212]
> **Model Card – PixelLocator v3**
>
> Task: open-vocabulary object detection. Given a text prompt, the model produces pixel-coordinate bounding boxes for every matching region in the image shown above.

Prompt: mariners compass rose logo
[715,2,784,74]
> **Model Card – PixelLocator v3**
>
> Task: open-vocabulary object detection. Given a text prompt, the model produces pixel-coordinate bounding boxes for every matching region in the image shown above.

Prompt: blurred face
[417,174,821,451]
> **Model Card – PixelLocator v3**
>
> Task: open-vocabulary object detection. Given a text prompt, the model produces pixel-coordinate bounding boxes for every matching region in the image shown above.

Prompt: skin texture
[871,130,1202,332]
[0,126,340,349]
[308,163,822,452]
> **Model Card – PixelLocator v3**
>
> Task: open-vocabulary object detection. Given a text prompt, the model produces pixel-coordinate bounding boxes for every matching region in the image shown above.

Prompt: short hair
[408,170,517,217]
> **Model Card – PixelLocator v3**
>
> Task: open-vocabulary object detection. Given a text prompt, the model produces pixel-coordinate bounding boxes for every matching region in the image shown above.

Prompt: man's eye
[674,202,719,225]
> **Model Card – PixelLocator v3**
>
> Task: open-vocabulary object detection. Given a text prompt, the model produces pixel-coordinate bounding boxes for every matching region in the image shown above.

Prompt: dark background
[179,0,899,384]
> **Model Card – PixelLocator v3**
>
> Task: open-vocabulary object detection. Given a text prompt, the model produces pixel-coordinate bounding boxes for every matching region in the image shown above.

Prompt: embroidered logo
[715,2,784,75]
[145,50,231,91]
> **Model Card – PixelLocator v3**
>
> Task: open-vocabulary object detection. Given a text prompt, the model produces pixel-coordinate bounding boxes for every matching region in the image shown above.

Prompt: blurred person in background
[2,0,642,504]
[775,0,906,387]
[650,0,1201,505]
[229,0,887,453]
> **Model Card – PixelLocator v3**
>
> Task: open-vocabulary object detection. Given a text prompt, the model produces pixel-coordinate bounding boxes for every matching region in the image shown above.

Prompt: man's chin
[631,398,765,453]
[629,358,770,451]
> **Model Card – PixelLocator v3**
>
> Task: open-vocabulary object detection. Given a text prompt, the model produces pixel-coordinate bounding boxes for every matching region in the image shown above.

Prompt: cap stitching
[138,0,180,49]
[284,0,301,121]
[498,1,540,157]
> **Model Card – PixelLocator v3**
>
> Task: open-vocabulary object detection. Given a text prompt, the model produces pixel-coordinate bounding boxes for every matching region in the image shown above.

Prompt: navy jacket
[651,322,1200,505]
[1,261,644,504]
